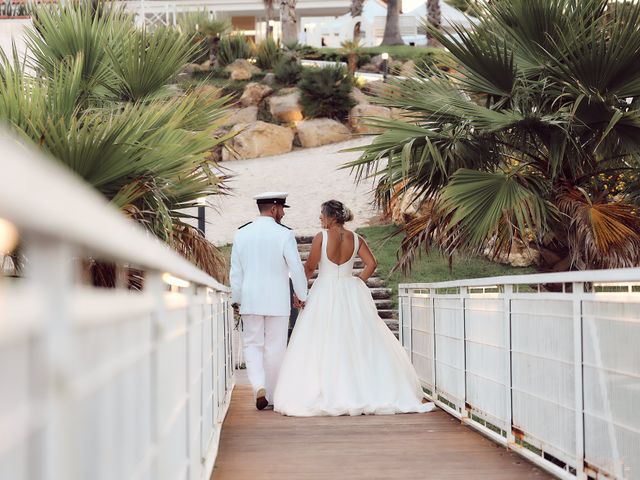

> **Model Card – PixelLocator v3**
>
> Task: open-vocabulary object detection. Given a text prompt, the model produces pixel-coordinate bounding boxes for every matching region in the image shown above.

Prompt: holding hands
[293,294,305,310]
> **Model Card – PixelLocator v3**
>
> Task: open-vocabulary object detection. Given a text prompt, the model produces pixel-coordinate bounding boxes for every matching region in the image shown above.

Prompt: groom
[230,192,308,410]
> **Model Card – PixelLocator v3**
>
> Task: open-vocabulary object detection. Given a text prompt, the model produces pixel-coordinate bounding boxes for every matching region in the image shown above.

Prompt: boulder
[295,118,351,148]
[200,60,213,72]
[262,72,277,85]
[222,106,258,127]
[350,87,370,105]
[240,82,273,107]
[224,59,261,81]
[192,83,222,98]
[370,54,392,70]
[268,88,303,123]
[399,60,416,77]
[485,240,541,268]
[361,79,394,97]
[349,104,392,134]
[359,63,380,73]
[182,63,202,75]
[222,121,294,160]
[389,187,432,225]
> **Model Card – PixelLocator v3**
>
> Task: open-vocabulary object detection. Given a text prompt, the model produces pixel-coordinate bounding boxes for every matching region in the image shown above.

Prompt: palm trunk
[426,0,441,47]
[280,0,298,45]
[264,0,274,38]
[351,0,364,42]
[382,0,404,46]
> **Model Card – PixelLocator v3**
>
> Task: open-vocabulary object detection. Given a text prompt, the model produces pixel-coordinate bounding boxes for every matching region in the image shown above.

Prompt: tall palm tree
[351,0,365,43]
[348,0,640,272]
[280,0,298,45]
[381,0,404,45]
[426,0,441,46]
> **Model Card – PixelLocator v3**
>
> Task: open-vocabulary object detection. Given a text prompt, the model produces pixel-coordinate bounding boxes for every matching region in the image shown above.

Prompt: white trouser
[241,315,289,403]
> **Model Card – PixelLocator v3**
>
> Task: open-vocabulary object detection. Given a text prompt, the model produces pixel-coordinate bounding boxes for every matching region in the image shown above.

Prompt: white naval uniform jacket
[230,217,308,316]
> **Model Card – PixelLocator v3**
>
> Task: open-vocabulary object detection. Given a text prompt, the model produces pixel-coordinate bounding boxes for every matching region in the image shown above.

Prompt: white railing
[399,270,640,480]
[0,128,235,480]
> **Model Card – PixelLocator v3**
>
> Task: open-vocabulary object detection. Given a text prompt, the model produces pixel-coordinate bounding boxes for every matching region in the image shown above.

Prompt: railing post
[461,286,469,419]
[430,287,437,399]
[408,289,413,363]
[30,240,74,480]
[504,283,514,446]
[398,288,404,348]
[573,282,586,479]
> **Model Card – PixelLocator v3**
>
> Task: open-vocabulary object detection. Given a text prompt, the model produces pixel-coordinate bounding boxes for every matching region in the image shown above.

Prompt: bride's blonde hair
[321,200,354,224]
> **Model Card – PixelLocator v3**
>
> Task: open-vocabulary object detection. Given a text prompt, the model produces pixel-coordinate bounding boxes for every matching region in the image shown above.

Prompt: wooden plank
[213,385,552,479]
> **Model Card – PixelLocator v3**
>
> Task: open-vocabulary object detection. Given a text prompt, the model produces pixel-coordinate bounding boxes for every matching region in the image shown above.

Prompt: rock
[182,63,202,75]
[350,87,370,105]
[370,54,392,69]
[359,63,380,73]
[268,88,303,123]
[349,104,392,134]
[239,82,273,107]
[262,72,276,85]
[192,84,222,98]
[361,80,392,97]
[165,84,184,97]
[399,60,416,77]
[224,59,261,81]
[390,107,418,121]
[200,60,213,72]
[222,106,258,127]
[484,239,541,267]
[295,118,351,148]
[222,121,294,160]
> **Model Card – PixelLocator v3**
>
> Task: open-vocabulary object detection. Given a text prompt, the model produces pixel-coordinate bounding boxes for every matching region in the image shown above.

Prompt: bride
[273,200,435,416]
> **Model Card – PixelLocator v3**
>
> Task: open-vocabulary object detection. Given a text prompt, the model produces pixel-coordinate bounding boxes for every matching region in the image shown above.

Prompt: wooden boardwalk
[213,383,553,479]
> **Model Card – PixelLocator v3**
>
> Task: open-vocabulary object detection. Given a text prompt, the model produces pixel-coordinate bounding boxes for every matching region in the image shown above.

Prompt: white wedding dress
[273,230,435,417]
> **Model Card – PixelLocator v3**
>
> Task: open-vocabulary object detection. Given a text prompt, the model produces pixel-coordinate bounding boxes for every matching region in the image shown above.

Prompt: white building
[300,0,476,48]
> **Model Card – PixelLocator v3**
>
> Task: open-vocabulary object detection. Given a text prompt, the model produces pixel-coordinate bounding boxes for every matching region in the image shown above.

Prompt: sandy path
[205,138,380,246]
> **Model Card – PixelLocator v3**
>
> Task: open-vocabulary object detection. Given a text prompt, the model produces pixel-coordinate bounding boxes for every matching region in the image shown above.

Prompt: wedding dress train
[273,230,435,417]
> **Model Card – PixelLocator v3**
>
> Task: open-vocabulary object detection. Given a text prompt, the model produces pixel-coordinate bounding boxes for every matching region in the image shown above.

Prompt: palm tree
[1,3,232,281]
[351,0,365,43]
[264,0,275,38]
[280,0,298,45]
[341,40,362,77]
[426,0,441,46]
[177,10,230,64]
[348,0,640,272]
[381,0,404,45]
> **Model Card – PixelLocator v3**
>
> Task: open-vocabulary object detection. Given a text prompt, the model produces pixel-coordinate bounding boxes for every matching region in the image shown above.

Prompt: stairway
[296,236,398,335]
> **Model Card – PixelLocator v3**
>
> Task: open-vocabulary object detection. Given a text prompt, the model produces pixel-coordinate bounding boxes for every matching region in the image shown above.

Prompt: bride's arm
[357,236,378,282]
[304,233,323,279]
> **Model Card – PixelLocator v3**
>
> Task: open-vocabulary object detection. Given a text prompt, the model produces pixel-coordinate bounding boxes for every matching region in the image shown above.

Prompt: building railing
[399,270,640,480]
[0,128,235,480]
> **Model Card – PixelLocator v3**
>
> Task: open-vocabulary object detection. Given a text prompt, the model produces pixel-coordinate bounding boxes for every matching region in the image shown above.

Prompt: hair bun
[321,200,354,224]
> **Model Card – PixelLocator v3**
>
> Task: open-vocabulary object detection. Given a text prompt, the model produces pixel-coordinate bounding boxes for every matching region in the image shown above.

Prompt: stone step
[296,235,315,245]
[374,299,394,310]
[298,243,313,253]
[383,319,399,332]
[377,310,397,320]
[370,287,392,300]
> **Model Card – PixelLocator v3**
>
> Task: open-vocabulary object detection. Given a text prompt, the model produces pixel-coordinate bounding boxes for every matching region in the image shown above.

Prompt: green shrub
[255,37,282,70]
[218,34,251,67]
[298,65,354,121]
[274,55,303,86]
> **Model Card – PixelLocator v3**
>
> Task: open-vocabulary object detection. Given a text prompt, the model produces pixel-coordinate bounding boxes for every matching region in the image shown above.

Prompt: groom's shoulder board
[278,223,292,231]
[238,221,252,230]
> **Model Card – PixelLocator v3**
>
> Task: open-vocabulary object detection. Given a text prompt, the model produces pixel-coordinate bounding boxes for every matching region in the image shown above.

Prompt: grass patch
[356,224,535,303]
